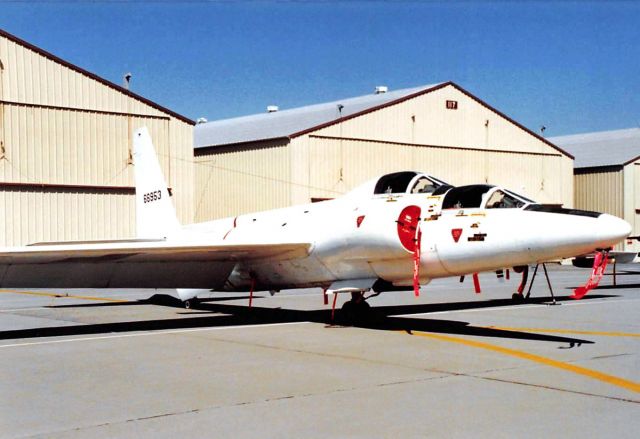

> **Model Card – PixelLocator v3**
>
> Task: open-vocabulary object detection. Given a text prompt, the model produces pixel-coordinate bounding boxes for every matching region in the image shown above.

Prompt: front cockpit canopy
[373,172,449,196]
[441,184,535,210]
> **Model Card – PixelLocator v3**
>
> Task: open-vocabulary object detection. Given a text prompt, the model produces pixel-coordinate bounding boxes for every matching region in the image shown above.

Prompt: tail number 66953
[143,190,162,204]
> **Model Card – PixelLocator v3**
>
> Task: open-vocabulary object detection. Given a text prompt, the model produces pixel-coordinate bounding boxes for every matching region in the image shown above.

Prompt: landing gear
[330,291,373,325]
[341,292,371,322]
[511,263,558,305]
[511,265,529,302]
[183,298,199,309]
[525,263,558,305]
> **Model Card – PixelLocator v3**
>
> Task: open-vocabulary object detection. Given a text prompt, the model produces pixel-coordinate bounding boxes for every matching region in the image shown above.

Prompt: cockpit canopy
[345,172,535,208]
[373,171,449,196]
[441,184,536,210]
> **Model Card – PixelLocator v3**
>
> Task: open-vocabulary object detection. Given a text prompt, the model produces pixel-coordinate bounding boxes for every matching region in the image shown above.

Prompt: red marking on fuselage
[397,205,421,252]
[356,215,365,228]
[451,228,462,243]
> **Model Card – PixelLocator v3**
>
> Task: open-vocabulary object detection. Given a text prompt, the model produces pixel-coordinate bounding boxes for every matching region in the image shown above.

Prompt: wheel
[340,298,371,324]
[184,298,199,309]
[511,293,524,303]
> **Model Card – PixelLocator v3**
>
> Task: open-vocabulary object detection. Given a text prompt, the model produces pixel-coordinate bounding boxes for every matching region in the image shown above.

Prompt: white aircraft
[0,128,632,319]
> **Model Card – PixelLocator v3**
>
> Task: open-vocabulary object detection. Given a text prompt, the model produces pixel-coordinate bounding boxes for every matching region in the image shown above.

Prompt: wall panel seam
[308,135,563,157]
[0,99,171,120]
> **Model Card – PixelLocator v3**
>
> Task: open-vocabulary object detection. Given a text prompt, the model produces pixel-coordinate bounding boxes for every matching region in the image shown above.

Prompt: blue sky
[1,1,638,136]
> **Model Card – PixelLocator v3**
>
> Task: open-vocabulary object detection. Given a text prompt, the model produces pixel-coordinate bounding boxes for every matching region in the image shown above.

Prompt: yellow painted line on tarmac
[0,289,127,303]
[408,331,640,394]
[485,326,640,338]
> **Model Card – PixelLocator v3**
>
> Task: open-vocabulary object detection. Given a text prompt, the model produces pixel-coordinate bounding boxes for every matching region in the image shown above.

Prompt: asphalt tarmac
[0,264,638,438]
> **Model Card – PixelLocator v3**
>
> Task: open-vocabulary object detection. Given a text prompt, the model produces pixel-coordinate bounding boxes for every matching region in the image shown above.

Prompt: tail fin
[132,127,181,239]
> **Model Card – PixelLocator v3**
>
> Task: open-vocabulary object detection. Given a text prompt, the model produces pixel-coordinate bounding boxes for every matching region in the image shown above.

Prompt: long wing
[0,240,310,288]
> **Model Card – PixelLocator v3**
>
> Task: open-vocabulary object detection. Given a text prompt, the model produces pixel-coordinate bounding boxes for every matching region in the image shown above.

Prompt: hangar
[194,82,574,222]
[0,29,194,246]
[550,128,640,253]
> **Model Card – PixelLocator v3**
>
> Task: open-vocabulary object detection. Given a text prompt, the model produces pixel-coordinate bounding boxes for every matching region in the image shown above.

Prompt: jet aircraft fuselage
[181,172,630,294]
[0,129,631,306]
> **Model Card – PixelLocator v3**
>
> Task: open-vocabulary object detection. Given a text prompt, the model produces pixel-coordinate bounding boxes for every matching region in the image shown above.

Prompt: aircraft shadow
[49,295,255,308]
[592,283,640,290]
[0,293,605,346]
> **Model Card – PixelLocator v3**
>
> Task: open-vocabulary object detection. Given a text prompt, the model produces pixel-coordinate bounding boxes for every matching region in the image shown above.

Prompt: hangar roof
[549,128,640,169]
[195,83,445,148]
[195,82,572,158]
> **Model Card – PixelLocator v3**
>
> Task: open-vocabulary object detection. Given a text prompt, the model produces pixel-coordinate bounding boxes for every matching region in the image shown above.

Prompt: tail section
[132,127,181,239]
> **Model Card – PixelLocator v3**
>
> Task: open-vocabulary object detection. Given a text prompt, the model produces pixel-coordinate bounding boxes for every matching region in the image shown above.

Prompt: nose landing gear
[511,263,558,305]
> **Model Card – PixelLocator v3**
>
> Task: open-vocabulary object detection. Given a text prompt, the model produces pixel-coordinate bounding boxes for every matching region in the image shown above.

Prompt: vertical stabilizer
[133,127,181,239]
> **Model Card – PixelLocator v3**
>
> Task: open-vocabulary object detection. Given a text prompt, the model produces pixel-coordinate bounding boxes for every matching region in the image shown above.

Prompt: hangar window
[442,185,494,209]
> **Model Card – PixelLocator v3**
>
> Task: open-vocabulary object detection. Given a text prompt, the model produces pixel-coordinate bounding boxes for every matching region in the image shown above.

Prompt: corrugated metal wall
[312,85,562,155]
[0,33,193,245]
[630,162,639,253]
[193,83,573,220]
[574,169,624,218]
[0,188,134,245]
[196,85,573,221]
[575,168,627,251]
[302,136,569,204]
[0,36,166,116]
[293,84,573,206]
[194,139,290,221]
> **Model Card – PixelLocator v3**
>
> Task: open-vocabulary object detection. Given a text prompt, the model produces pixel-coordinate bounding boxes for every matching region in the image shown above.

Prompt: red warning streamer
[571,251,609,299]
[472,273,481,294]
[413,225,422,297]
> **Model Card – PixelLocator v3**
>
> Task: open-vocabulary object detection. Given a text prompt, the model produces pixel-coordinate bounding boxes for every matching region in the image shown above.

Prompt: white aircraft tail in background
[133,127,180,239]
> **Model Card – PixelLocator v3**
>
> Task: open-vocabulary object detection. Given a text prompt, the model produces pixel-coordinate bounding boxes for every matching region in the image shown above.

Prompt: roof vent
[196,117,208,124]
[375,86,388,94]
[123,72,132,90]
[267,105,279,113]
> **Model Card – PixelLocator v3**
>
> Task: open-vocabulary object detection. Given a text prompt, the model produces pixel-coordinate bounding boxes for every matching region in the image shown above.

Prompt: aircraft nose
[597,214,632,244]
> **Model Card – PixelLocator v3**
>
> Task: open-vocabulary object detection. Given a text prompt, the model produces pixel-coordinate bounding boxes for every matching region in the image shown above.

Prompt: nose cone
[513,209,632,262]
[597,214,632,246]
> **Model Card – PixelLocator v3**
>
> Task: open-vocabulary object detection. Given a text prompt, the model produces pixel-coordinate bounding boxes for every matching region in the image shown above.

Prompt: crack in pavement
[23,368,638,439]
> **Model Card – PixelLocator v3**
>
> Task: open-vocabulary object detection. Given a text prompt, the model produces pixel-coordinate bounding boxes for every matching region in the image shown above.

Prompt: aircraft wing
[0,240,311,289]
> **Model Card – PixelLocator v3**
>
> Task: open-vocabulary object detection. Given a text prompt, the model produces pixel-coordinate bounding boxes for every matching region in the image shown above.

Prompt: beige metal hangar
[0,29,195,246]
[194,82,574,221]
[550,128,640,253]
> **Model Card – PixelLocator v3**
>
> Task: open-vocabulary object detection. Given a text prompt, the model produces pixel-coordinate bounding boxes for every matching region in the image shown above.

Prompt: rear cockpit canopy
[345,171,449,200]
[373,172,449,196]
[441,184,535,210]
